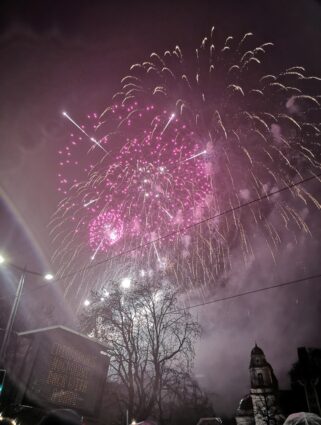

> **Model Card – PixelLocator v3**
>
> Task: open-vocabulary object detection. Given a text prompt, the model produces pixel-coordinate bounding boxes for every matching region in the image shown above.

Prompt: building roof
[196,418,222,425]
[249,344,268,368]
[16,325,109,349]
[237,394,253,413]
[251,343,264,356]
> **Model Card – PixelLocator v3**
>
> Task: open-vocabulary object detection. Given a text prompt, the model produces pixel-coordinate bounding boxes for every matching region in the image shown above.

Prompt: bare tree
[160,370,215,425]
[80,280,201,424]
[289,348,321,415]
[252,392,284,425]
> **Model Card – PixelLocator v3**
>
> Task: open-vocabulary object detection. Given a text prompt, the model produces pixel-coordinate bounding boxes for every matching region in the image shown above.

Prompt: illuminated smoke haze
[1,0,321,416]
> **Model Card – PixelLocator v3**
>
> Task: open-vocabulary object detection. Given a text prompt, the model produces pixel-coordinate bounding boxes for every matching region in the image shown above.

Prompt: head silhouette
[38,409,83,425]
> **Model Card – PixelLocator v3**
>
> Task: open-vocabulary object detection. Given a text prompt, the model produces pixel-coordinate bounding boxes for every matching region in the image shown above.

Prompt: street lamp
[0,255,54,363]
[82,276,132,324]
[120,277,131,289]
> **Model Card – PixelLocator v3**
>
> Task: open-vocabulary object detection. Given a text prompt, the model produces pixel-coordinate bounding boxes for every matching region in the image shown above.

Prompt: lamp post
[0,254,54,364]
[0,267,26,363]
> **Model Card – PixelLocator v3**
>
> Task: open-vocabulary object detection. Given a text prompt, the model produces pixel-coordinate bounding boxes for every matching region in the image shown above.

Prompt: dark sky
[1,0,321,415]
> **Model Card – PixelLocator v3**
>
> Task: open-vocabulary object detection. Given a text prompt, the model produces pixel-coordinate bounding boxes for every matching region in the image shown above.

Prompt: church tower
[249,344,284,425]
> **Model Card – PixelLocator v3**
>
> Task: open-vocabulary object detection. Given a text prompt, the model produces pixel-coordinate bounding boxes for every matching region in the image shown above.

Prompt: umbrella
[284,412,321,425]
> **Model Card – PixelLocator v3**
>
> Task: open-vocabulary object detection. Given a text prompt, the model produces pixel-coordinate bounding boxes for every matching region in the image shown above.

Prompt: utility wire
[172,272,321,313]
[1,171,321,288]
[54,171,321,282]
[2,270,321,315]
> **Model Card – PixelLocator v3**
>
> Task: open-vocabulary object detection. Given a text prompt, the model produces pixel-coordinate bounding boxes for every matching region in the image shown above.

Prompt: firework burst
[51,28,321,303]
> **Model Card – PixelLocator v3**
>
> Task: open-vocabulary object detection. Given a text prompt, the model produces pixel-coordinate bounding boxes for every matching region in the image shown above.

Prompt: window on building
[258,373,264,385]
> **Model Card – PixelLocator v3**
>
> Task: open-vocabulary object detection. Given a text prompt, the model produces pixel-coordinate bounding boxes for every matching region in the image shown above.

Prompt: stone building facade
[236,344,284,425]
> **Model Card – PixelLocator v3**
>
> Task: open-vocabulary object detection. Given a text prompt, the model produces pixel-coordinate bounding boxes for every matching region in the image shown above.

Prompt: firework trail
[51,28,321,304]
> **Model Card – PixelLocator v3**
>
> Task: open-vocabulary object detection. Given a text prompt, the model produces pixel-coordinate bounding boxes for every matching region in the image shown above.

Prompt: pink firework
[89,210,124,251]
[52,28,321,302]
[57,112,108,195]
[79,101,213,250]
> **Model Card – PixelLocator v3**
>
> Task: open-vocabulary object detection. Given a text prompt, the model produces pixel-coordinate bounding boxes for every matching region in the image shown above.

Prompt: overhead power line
[1,171,320,294]
[173,272,321,313]
[55,171,321,282]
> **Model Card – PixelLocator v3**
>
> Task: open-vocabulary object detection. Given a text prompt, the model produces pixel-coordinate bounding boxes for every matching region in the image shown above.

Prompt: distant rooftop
[17,324,108,349]
[196,417,222,425]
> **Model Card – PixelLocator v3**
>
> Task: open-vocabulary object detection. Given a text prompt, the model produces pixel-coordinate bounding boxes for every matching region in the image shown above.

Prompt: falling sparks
[62,111,108,153]
[161,112,176,135]
[51,28,321,303]
[84,199,98,207]
[185,150,207,162]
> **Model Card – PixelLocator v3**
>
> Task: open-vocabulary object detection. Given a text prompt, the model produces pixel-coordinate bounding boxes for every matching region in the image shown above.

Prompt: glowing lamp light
[103,289,110,297]
[84,299,90,307]
[0,254,5,265]
[121,277,131,289]
[44,273,54,281]
[0,416,16,425]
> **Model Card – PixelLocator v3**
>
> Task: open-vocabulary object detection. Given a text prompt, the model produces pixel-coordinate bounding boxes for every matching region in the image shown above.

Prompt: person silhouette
[37,409,83,425]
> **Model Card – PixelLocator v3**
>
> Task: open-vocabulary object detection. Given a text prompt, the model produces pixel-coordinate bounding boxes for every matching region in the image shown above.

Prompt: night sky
[1,0,321,415]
